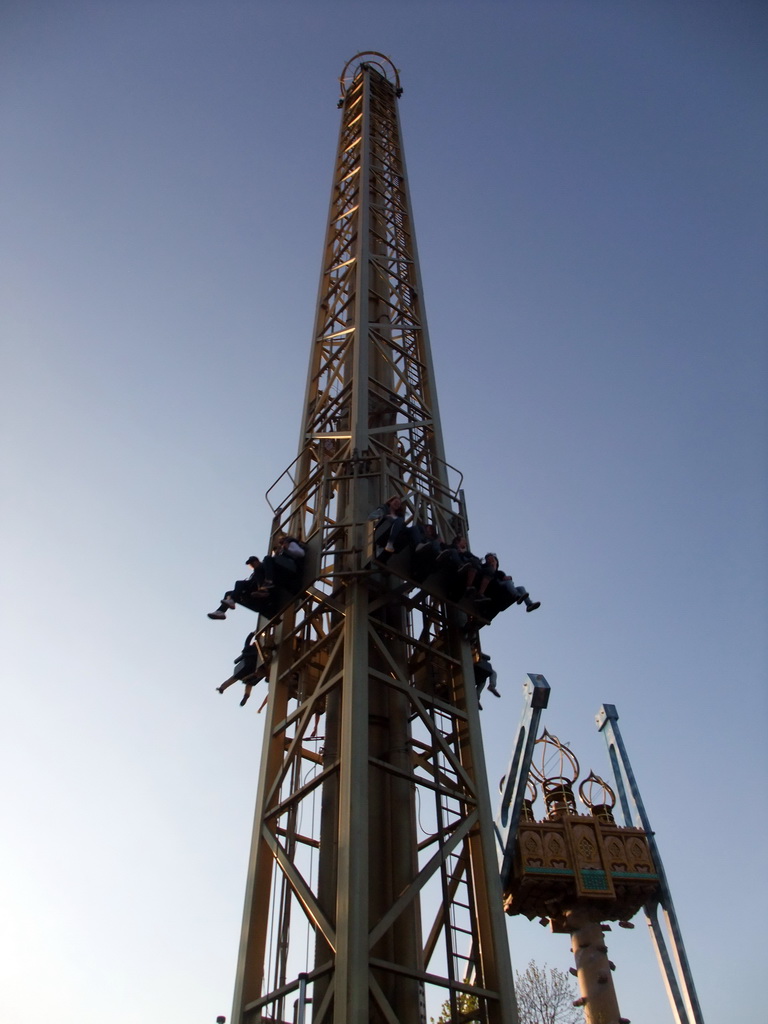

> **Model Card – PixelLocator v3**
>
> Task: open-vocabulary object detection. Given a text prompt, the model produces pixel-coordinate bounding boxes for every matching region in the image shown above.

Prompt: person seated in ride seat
[473,651,500,708]
[216,631,269,706]
[477,552,541,613]
[368,494,413,559]
[207,556,267,620]
[437,534,482,597]
[410,522,445,580]
[261,535,306,593]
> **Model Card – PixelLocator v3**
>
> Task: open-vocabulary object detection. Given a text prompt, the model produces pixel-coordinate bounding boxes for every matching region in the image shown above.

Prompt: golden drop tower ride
[229,54,518,1024]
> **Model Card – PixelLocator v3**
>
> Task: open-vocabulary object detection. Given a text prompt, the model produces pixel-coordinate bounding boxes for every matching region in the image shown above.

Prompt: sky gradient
[1,3,766,1022]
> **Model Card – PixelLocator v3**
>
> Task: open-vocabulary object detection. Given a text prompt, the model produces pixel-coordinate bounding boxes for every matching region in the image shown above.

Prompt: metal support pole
[596,704,705,1024]
[567,911,623,1024]
[495,673,550,888]
[296,972,309,1024]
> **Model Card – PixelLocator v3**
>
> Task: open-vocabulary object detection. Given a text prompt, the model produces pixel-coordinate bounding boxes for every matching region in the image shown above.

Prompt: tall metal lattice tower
[231,54,517,1024]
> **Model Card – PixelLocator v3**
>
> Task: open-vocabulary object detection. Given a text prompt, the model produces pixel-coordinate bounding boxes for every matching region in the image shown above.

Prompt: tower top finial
[339,52,401,100]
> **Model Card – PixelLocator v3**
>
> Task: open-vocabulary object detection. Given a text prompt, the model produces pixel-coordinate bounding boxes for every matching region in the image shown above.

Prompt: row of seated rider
[215,612,504,721]
[207,536,306,621]
[368,496,540,615]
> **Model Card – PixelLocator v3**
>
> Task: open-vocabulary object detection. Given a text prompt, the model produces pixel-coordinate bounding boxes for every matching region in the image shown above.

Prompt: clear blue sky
[1,3,765,1023]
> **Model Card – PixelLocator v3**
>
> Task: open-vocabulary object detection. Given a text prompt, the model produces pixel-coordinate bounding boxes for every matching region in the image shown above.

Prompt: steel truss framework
[232,56,517,1024]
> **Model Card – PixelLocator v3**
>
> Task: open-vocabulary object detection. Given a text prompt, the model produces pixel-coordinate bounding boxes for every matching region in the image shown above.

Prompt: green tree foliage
[514,960,582,1024]
[430,991,480,1023]
[430,962,581,1024]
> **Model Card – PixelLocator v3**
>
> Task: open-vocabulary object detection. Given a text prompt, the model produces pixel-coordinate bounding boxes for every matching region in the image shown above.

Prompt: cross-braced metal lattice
[231,54,517,1024]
